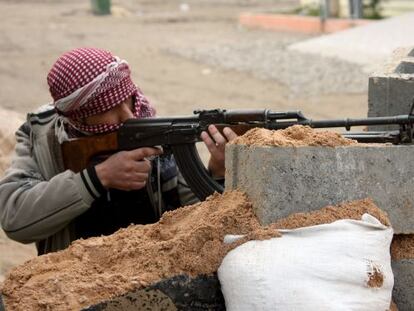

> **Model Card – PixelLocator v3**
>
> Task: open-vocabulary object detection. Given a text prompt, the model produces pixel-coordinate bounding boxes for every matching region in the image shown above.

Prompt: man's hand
[201,125,237,178]
[95,147,163,191]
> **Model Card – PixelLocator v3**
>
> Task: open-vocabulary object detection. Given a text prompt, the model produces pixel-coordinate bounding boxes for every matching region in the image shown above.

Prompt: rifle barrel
[269,115,414,130]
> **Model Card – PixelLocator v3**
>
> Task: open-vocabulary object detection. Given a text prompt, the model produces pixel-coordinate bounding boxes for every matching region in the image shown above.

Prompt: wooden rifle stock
[61,132,118,173]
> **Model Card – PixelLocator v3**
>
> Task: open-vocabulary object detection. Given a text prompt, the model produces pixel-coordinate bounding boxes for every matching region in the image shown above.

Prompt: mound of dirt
[1,191,279,310]
[1,192,391,311]
[271,198,390,229]
[231,125,358,147]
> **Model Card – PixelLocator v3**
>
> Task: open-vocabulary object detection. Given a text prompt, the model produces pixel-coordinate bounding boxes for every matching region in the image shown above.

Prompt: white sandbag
[218,214,394,311]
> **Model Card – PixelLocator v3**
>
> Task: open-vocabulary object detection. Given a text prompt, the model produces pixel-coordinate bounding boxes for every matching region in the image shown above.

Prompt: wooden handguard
[215,124,255,136]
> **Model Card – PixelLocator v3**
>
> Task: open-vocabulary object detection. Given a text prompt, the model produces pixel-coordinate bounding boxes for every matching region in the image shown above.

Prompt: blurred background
[0,0,413,282]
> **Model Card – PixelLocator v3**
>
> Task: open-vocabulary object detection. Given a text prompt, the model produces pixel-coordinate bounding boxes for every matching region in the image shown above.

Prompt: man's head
[47,47,154,134]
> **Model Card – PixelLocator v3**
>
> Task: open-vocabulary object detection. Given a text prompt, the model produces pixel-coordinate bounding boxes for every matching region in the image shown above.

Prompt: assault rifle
[62,106,414,200]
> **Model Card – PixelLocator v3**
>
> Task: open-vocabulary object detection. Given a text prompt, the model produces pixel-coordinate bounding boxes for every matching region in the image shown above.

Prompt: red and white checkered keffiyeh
[47,47,155,135]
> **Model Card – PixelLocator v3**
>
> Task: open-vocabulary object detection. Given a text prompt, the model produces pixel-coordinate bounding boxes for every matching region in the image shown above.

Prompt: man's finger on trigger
[130,147,162,160]
[148,146,163,155]
[144,147,163,161]
[152,145,164,153]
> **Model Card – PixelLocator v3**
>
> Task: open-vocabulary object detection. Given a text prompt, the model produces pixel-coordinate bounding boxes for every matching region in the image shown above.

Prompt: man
[0,47,236,255]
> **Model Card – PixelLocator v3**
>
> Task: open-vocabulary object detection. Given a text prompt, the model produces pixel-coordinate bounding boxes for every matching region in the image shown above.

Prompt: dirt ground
[0,0,368,282]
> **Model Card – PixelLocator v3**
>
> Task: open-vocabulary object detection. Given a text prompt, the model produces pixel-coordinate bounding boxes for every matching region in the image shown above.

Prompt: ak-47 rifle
[62,104,414,201]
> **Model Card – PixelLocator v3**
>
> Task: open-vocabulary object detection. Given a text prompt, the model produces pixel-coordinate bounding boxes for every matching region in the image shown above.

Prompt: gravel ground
[165,26,370,98]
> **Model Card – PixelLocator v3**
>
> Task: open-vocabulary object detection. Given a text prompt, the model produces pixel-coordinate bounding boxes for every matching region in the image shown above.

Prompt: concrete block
[395,59,414,74]
[225,144,414,234]
[392,259,414,311]
[368,47,414,131]
[368,74,414,131]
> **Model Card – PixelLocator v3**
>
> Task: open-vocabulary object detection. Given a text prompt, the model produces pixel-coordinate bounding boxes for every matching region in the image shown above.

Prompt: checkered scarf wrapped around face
[47,47,155,136]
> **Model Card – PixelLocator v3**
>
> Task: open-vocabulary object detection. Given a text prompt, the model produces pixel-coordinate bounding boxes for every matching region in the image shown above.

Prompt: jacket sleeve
[0,123,103,243]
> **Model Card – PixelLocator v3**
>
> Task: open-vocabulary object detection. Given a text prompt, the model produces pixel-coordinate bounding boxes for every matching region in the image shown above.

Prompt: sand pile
[1,191,279,310]
[231,125,358,147]
[2,192,394,311]
[271,198,390,229]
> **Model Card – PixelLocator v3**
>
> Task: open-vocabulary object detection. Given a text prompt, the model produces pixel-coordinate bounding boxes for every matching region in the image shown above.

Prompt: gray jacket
[0,106,198,254]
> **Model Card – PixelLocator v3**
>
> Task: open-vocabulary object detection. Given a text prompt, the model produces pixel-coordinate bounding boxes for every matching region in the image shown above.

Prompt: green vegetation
[363,0,383,19]
[276,0,384,20]
[292,4,321,17]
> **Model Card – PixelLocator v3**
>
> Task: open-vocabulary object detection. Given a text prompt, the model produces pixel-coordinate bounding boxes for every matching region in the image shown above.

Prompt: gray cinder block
[392,259,414,311]
[368,75,414,131]
[368,47,414,311]
[395,60,414,74]
[225,144,414,234]
[368,47,414,131]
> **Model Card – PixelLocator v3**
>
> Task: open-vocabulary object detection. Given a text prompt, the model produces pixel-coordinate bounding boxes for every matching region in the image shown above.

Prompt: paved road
[289,12,414,72]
